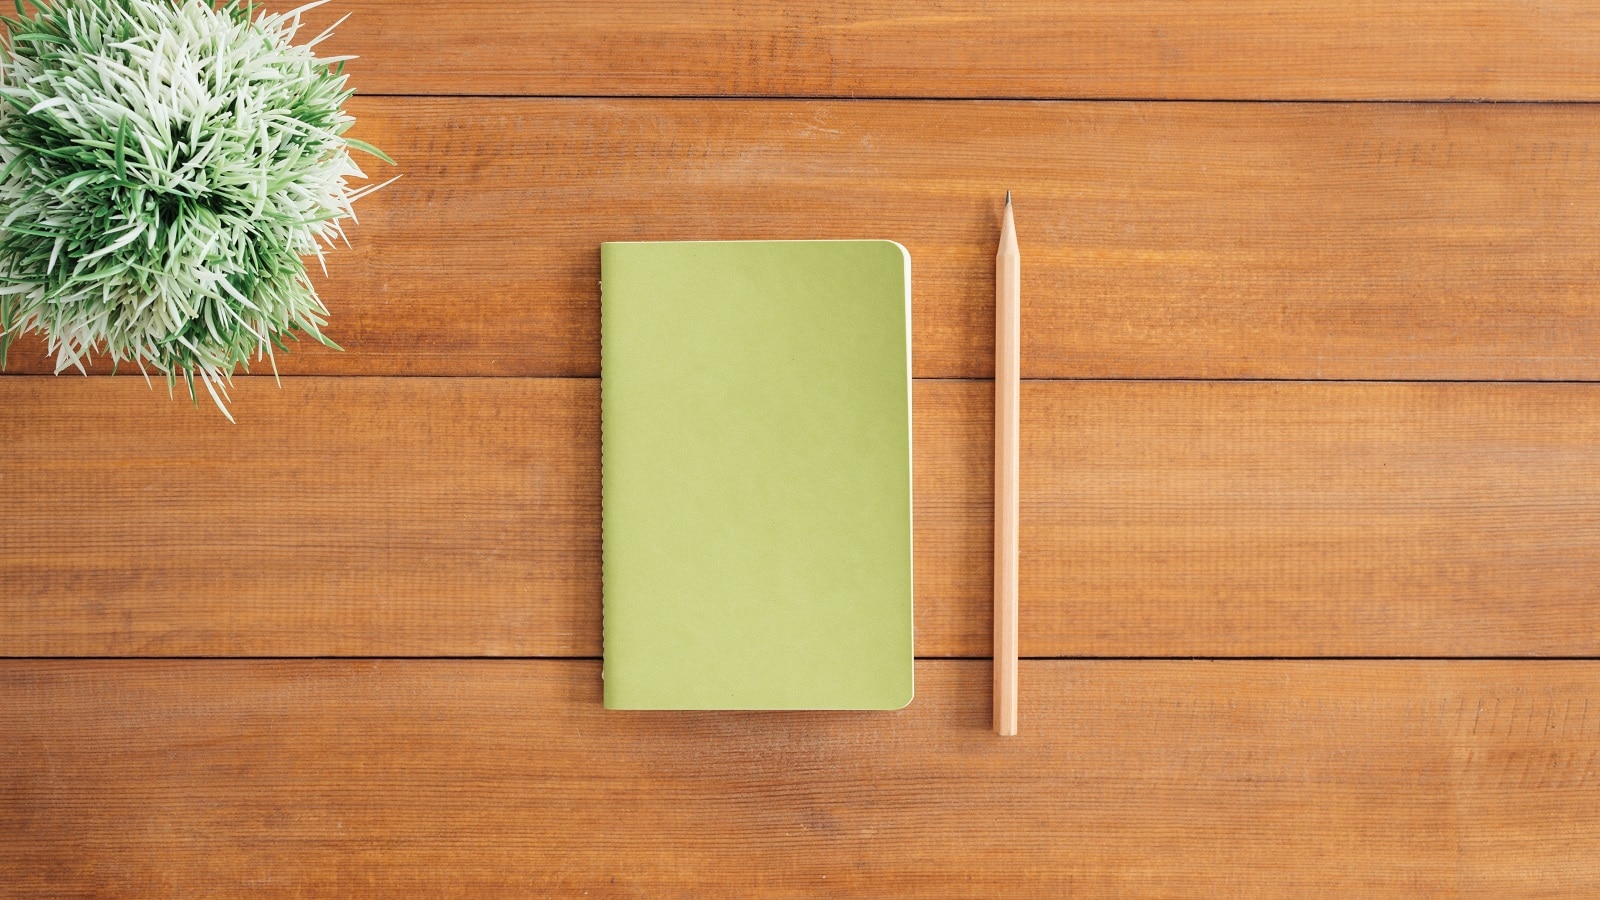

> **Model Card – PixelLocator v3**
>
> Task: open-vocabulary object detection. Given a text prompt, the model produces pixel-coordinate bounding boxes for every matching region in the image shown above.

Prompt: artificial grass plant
[0,0,392,418]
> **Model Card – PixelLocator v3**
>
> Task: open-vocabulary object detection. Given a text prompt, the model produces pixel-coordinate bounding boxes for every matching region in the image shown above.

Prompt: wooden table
[4,2,1599,894]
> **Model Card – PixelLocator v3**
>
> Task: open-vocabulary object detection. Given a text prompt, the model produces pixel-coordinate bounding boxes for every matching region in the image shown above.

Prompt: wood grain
[0,377,601,657]
[269,0,1600,100]
[2,659,1596,895]
[1020,381,1600,657]
[6,99,1600,380]
[1,3,1590,891]
[7,377,1600,658]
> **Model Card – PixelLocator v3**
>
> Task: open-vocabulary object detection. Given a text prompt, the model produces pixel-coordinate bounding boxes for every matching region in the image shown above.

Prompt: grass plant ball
[0,0,390,416]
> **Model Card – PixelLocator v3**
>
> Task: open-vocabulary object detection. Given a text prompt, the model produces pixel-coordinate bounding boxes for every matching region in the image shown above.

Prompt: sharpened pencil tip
[1005,189,1011,205]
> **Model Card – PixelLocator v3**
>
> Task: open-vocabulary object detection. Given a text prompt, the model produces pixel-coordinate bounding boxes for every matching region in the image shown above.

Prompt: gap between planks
[356,94,1600,104]
[4,656,1598,662]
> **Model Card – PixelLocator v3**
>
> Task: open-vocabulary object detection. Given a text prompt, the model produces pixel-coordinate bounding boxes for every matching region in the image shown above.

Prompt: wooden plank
[2,659,1596,894]
[0,377,601,657]
[1021,381,1600,657]
[6,99,1600,380]
[267,0,1600,100]
[7,377,1600,658]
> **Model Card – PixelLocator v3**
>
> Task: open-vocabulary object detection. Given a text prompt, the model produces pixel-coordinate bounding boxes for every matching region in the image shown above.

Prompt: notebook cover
[600,240,914,710]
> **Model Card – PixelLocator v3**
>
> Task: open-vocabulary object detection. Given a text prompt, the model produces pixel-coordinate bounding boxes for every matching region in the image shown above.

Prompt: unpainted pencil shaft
[995,194,1021,736]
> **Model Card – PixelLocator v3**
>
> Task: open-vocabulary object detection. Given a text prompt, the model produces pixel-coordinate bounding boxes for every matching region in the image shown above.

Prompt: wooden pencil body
[995,202,1021,736]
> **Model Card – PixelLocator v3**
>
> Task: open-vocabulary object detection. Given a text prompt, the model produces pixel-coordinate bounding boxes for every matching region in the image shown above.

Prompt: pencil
[995,191,1020,736]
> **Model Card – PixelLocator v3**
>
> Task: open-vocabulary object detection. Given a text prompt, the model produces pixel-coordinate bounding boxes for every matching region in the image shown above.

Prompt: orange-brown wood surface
[4,1,1598,893]
[0,377,599,658]
[6,99,1600,380]
[268,1,1600,100]
[3,660,1597,895]
[7,377,1600,659]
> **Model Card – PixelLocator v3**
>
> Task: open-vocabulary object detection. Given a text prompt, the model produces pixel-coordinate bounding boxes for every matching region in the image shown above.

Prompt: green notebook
[600,240,914,710]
